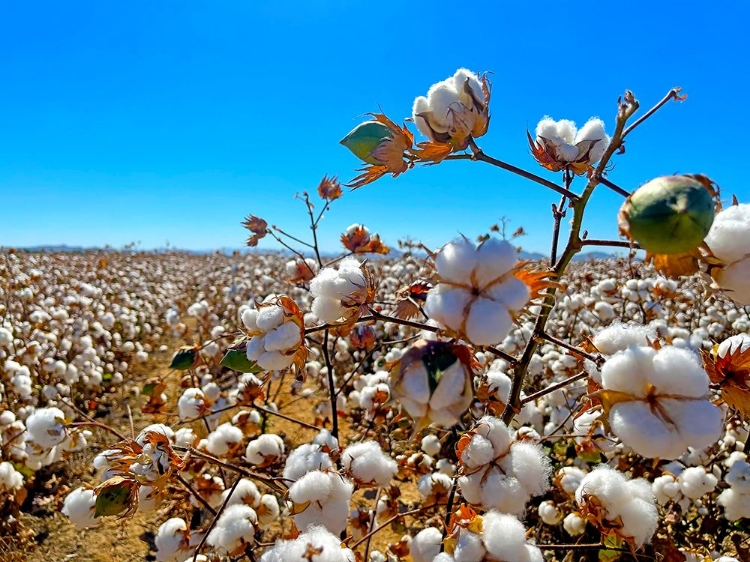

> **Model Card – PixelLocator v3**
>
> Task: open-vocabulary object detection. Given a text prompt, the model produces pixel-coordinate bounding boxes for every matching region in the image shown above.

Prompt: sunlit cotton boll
[206,504,257,555]
[177,388,206,421]
[563,512,586,536]
[678,466,718,500]
[154,518,190,562]
[310,257,371,323]
[575,466,657,547]
[457,417,550,515]
[600,344,723,459]
[424,238,529,346]
[704,203,750,304]
[26,407,67,449]
[287,470,353,535]
[61,486,97,529]
[341,441,397,487]
[411,527,443,562]
[205,423,244,457]
[258,526,356,562]
[244,434,285,467]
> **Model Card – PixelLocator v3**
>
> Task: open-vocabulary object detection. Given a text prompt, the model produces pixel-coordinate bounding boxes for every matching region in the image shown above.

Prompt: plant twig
[622,87,684,140]
[176,473,217,516]
[323,329,339,442]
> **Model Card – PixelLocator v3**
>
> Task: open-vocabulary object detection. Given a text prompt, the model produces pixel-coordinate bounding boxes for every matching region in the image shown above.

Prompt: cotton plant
[309,257,376,324]
[704,203,750,304]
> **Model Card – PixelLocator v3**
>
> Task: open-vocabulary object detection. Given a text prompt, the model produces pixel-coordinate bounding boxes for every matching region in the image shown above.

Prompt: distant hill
[10,244,632,262]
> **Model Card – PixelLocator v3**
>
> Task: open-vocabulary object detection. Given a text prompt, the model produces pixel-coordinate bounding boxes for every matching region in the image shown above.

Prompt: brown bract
[393,280,432,320]
[347,113,414,189]
[340,226,390,255]
[242,214,269,247]
[317,174,342,201]
[702,343,750,417]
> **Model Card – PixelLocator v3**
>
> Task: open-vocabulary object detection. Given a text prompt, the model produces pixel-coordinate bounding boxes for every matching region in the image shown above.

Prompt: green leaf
[220,349,263,374]
[94,478,136,518]
[169,348,196,370]
[142,382,156,396]
[102,373,113,382]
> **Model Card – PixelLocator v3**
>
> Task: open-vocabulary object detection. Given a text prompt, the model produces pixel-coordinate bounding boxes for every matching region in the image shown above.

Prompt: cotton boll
[558,466,588,495]
[593,323,656,356]
[206,504,257,554]
[509,441,551,497]
[411,527,442,562]
[222,479,261,508]
[0,462,23,491]
[609,401,682,459]
[601,345,656,397]
[651,347,709,397]
[154,517,189,562]
[460,434,495,469]
[341,441,397,487]
[312,296,346,324]
[258,526,355,562]
[426,81,461,130]
[421,434,441,457]
[256,306,284,332]
[726,460,750,493]
[283,443,333,482]
[62,487,97,529]
[563,512,586,536]
[718,488,750,520]
[413,96,433,139]
[538,500,562,524]
[26,407,66,449]
[535,117,560,141]
[244,434,285,467]
[424,285,472,329]
[434,240,479,284]
[287,470,353,535]
[678,467,718,499]
[206,423,244,457]
[178,388,206,421]
[653,474,682,504]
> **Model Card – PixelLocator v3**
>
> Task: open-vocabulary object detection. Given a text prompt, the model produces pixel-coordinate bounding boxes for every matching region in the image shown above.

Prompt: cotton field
[1,245,750,561]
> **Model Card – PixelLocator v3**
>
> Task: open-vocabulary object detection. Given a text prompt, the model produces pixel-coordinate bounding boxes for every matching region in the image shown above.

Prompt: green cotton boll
[621,175,716,255]
[340,121,393,165]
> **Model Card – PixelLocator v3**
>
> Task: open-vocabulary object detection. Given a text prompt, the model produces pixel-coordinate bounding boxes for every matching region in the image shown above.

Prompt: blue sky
[1,1,748,254]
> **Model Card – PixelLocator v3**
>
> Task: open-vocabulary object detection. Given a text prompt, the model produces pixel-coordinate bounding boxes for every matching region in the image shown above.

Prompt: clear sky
[1,1,748,255]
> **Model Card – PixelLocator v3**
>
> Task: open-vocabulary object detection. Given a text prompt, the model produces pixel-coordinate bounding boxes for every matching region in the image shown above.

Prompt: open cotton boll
[411,527,443,562]
[26,407,67,449]
[426,81,462,129]
[341,441,397,487]
[563,512,586,536]
[241,309,259,331]
[464,301,512,346]
[257,350,295,371]
[538,500,562,525]
[222,478,261,508]
[206,504,257,554]
[653,474,683,504]
[244,434,285,466]
[558,466,588,495]
[473,238,517,287]
[283,443,334,482]
[575,466,657,547]
[0,461,23,490]
[287,470,353,535]
[258,526,356,562]
[678,466,718,499]
[61,486,97,529]
[137,424,175,445]
[421,434,442,457]
[422,285,472,329]
[205,423,244,457]
[177,388,206,421]
[719,487,750,520]
[257,494,280,528]
[154,518,190,562]
[705,204,750,264]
